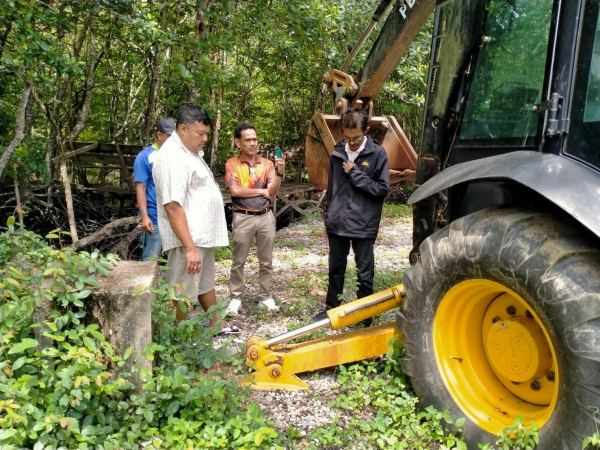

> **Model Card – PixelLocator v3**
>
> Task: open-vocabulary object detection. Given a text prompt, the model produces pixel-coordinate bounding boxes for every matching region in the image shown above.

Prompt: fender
[408,151,600,239]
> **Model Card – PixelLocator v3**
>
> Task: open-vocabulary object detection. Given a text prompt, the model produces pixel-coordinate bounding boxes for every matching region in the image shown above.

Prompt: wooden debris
[71,216,140,251]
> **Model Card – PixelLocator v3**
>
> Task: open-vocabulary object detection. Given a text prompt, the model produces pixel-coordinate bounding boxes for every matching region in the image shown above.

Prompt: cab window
[457,0,555,147]
[565,0,600,168]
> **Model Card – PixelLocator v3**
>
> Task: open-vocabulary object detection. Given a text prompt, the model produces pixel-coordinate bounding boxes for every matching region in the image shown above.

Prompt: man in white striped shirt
[153,105,239,334]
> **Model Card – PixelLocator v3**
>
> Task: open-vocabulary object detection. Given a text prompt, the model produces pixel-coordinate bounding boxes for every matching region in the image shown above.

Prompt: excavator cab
[250,0,600,448]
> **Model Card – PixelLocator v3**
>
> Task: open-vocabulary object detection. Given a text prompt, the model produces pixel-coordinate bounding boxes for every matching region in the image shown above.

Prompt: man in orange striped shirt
[225,123,285,316]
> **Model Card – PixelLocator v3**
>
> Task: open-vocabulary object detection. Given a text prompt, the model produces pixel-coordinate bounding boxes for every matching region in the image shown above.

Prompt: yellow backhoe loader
[247,0,600,447]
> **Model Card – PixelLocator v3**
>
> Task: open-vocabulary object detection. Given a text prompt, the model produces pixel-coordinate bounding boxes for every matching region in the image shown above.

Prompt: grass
[275,236,313,249]
[381,203,412,223]
[285,296,316,317]
[373,266,407,292]
[300,211,323,223]
[286,272,328,298]
[214,238,233,262]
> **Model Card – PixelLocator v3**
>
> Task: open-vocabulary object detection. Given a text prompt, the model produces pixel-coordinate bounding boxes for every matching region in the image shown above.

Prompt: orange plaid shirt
[225,155,275,211]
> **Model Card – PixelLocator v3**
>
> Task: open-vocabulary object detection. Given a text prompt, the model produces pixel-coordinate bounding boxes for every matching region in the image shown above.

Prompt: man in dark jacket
[314,108,390,324]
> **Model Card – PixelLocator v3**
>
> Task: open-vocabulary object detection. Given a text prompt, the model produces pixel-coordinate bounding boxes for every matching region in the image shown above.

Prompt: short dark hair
[176,105,212,128]
[340,108,369,131]
[234,122,256,139]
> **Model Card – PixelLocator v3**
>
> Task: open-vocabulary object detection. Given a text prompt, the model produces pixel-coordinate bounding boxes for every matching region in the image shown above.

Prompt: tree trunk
[209,88,223,172]
[229,72,253,157]
[0,84,32,179]
[14,180,24,226]
[60,30,103,243]
[60,159,79,242]
[113,65,146,142]
[45,150,52,204]
[209,51,225,172]
[142,53,161,146]
[142,1,169,146]
[280,65,288,146]
[69,30,102,142]
[188,0,209,103]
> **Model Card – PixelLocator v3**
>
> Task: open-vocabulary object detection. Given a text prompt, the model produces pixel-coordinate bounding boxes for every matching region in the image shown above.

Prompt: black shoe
[312,311,329,323]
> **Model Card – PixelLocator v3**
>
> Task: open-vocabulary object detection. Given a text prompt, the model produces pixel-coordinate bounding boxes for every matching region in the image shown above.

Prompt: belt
[233,208,271,216]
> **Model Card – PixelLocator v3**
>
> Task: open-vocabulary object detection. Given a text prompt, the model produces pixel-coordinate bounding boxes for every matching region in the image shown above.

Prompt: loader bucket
[305,112,418,190]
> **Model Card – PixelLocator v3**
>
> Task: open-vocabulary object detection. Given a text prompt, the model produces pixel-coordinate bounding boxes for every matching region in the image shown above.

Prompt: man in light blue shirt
[134,117,176,261]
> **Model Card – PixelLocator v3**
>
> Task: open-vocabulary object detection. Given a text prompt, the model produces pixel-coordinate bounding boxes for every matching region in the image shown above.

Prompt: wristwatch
[276,171,284,177]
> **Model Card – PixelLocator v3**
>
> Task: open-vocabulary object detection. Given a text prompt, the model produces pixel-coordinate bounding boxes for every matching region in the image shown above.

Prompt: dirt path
[212,205,413,441]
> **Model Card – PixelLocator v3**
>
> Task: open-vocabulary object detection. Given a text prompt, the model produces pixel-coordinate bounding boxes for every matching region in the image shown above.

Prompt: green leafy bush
[307,336,467,450]
[494,414,539,450]
[0,219,282,449]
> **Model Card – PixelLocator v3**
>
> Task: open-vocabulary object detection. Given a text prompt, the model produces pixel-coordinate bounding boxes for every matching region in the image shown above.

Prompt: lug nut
[248,349,260,361]
[492,316,501,323]
[270,366,281,378]
[506,305,516,315]
[546,371,555,382]
[526,310,533,319]
[530,380,541,391]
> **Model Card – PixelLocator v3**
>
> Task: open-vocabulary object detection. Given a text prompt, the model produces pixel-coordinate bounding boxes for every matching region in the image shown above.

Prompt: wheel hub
[486,317,553,383]
[433,280,559,435]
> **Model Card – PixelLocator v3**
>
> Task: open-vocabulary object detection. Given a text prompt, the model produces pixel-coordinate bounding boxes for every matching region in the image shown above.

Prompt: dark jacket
[324,136,390,239]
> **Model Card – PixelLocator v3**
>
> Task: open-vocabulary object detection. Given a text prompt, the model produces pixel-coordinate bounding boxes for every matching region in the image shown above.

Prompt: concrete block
[35,260,157,392]
[85,261,157,391]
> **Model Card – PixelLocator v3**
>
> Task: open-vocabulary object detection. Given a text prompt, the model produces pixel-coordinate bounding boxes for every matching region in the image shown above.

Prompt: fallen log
[109,225,144,259]
[71,216,140,251]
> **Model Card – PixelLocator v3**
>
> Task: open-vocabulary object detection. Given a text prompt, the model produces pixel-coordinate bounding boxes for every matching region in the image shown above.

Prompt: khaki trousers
[229,210,276,301]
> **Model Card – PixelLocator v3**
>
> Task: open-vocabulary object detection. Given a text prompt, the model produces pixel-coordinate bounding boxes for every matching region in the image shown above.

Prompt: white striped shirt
[153,131,228,251]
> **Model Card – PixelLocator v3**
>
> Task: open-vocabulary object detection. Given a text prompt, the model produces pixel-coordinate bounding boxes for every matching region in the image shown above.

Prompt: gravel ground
[211,206,413,443]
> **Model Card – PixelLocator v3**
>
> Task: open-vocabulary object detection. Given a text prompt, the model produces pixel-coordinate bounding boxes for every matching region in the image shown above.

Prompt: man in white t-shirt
[153,105,239,334]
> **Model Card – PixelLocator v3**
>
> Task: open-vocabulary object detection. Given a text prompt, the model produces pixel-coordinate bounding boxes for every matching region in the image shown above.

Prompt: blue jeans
[142,226,162,261]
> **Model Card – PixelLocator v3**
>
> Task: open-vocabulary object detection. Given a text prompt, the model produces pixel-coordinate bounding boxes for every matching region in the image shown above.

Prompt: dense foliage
[0,220,282,449]
[0,0,431,183]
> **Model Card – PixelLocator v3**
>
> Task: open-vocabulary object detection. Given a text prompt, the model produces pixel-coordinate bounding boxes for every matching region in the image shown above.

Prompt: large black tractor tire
[398,207,600,449]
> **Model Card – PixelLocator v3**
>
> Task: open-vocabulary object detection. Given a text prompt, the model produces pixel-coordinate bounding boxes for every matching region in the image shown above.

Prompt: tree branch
[0,84,32,179]
[68,31,98,141]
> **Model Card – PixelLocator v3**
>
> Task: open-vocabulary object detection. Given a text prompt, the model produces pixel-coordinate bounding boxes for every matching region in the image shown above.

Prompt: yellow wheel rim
[433,279,559,435]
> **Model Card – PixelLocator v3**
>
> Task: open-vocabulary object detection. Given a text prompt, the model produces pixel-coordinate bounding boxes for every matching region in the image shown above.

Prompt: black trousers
[325,233,375,310]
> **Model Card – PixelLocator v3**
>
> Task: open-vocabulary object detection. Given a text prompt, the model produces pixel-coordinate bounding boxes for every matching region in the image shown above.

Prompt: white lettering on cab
[399,0,417,19]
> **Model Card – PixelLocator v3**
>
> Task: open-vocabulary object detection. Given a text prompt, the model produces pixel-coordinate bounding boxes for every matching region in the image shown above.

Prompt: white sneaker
[226,298,242,316]
[258,298,279,311]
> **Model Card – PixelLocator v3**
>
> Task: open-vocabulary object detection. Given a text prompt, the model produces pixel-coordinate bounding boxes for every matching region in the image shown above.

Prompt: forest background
[0,0,431,215]
[0,4,444,448]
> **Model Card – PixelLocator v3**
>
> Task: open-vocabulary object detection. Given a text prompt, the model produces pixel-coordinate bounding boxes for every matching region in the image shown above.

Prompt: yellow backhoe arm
[244,285,406,390]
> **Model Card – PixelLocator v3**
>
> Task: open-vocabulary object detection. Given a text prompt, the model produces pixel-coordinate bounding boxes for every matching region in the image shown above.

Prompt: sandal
[217,323,241,335]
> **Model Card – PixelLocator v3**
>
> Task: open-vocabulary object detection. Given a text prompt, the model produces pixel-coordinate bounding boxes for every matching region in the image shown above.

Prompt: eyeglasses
[344,136,364,145]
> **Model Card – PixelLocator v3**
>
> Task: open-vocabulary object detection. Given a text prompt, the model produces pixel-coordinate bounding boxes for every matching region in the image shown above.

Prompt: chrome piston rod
[266,318,330,348]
